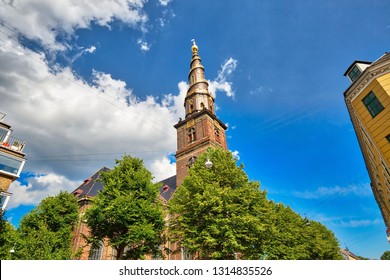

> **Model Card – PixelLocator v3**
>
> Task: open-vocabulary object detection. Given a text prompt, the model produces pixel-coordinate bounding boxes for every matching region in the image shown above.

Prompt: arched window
[188,127,196,143]
[214,127,220,142]
[200,102,205,110]
[188,100,194,114]
[89,240,104,260]
[188,156,197,167]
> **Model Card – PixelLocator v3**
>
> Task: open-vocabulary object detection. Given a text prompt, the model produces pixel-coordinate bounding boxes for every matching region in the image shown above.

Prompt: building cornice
[344,54,390,102]
[174,109,228,130]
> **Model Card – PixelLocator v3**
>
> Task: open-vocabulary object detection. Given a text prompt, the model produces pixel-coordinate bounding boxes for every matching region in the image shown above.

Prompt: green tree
[169,147,342,260]
[168,148,270,259]
[13,191,79,259]
[0,213,18,260]
[84,155,165,260]
[381,250,390,260]
[263,203,342,260]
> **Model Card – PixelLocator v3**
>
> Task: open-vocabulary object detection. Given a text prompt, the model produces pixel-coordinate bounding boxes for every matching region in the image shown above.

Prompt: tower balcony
[0,133,26,153]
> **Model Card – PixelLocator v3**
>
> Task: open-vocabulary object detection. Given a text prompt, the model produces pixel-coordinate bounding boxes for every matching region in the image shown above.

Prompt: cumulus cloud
[0,38,183,208]
[149,156,176,183]
[0,5,235,208]
[208,57,238,98]
[7,173,78,209]
[0,0,148,50]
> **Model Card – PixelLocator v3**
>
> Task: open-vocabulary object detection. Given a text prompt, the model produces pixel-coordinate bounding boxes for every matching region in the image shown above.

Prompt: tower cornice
[174,109,227,130]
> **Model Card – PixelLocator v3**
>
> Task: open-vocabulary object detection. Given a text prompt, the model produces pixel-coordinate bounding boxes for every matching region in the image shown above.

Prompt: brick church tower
[174,40,228,186]
[71,41,230,260]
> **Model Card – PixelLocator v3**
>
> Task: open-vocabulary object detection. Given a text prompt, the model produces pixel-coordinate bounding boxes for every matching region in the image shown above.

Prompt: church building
[71,41,229,260]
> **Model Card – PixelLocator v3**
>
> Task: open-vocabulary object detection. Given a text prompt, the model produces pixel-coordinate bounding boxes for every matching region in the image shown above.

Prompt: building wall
[72,199,115,260]
[175,113,227,186]
[346,69,390,231]
[0,174,13,192]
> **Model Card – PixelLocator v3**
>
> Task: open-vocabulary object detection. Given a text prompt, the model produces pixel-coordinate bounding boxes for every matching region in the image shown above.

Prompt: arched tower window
[200,102,205,110]
[214,127,220,142]
[187,99,194,114]
[188,156,197,167]
[188,127,196,143]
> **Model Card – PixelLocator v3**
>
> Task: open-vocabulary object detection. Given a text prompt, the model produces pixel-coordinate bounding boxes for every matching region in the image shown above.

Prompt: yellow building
[0,112,27,212]
[343,52,390,241]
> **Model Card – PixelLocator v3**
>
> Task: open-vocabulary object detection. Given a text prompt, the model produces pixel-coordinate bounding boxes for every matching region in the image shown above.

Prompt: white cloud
[85,46,97,53]
[0,0,148,50]
[0,39,183,204]
[293,183,372,199]
[137,39,151,52]
[208,57,238,98]
[149,156,176,183]
[159,0,172,6]
[249,86,273,95]
[338,218,382,228]
[7,173,78,209]
[231,150,240,161]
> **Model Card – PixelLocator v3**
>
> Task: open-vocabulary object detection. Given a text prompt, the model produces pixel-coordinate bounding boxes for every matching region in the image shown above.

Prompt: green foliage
[85,155,165,260]
[381,250,390,260]
[7,191,79,260]
[169,148,270,259]
[169,147,342,260]
[262,203,342,260]
[0,213,18,260]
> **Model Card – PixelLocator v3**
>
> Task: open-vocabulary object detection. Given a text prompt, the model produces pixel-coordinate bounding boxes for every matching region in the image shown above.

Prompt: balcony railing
[0,133,26,153]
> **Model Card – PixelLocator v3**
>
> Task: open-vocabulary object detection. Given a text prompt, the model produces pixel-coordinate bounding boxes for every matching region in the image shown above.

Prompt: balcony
[0,133,26,153]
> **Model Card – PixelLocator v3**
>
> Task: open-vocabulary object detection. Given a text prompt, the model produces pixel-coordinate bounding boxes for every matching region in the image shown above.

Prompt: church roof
[72,167,109,199]
[159,175,177,201]
[71,167,177,201]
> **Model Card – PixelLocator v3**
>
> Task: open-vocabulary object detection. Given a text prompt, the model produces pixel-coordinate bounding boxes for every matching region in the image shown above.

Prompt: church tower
[174,41,228,186]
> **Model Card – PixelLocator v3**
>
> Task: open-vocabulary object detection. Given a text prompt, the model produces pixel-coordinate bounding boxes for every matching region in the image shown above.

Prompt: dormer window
[344,60,371,83]
[347,65,362,82]
[162,185,170,193]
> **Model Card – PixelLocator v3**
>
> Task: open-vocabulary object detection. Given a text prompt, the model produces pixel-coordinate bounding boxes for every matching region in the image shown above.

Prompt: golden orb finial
[191,39,198,53]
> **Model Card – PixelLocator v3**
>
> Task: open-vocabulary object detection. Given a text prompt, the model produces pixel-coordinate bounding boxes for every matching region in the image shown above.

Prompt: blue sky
[1,0,389,259]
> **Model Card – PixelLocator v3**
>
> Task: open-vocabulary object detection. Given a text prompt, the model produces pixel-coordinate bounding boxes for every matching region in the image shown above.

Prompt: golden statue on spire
[191,38,198,53]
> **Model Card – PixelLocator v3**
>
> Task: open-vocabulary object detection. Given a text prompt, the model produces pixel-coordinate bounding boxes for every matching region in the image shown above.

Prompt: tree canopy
[2,191,79,260]
[168,147,342,260]
[381,250,390,260]
[84,155,165,260]
[0,213,18,260]
[262,202,342,260]
[169,148,270,259]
